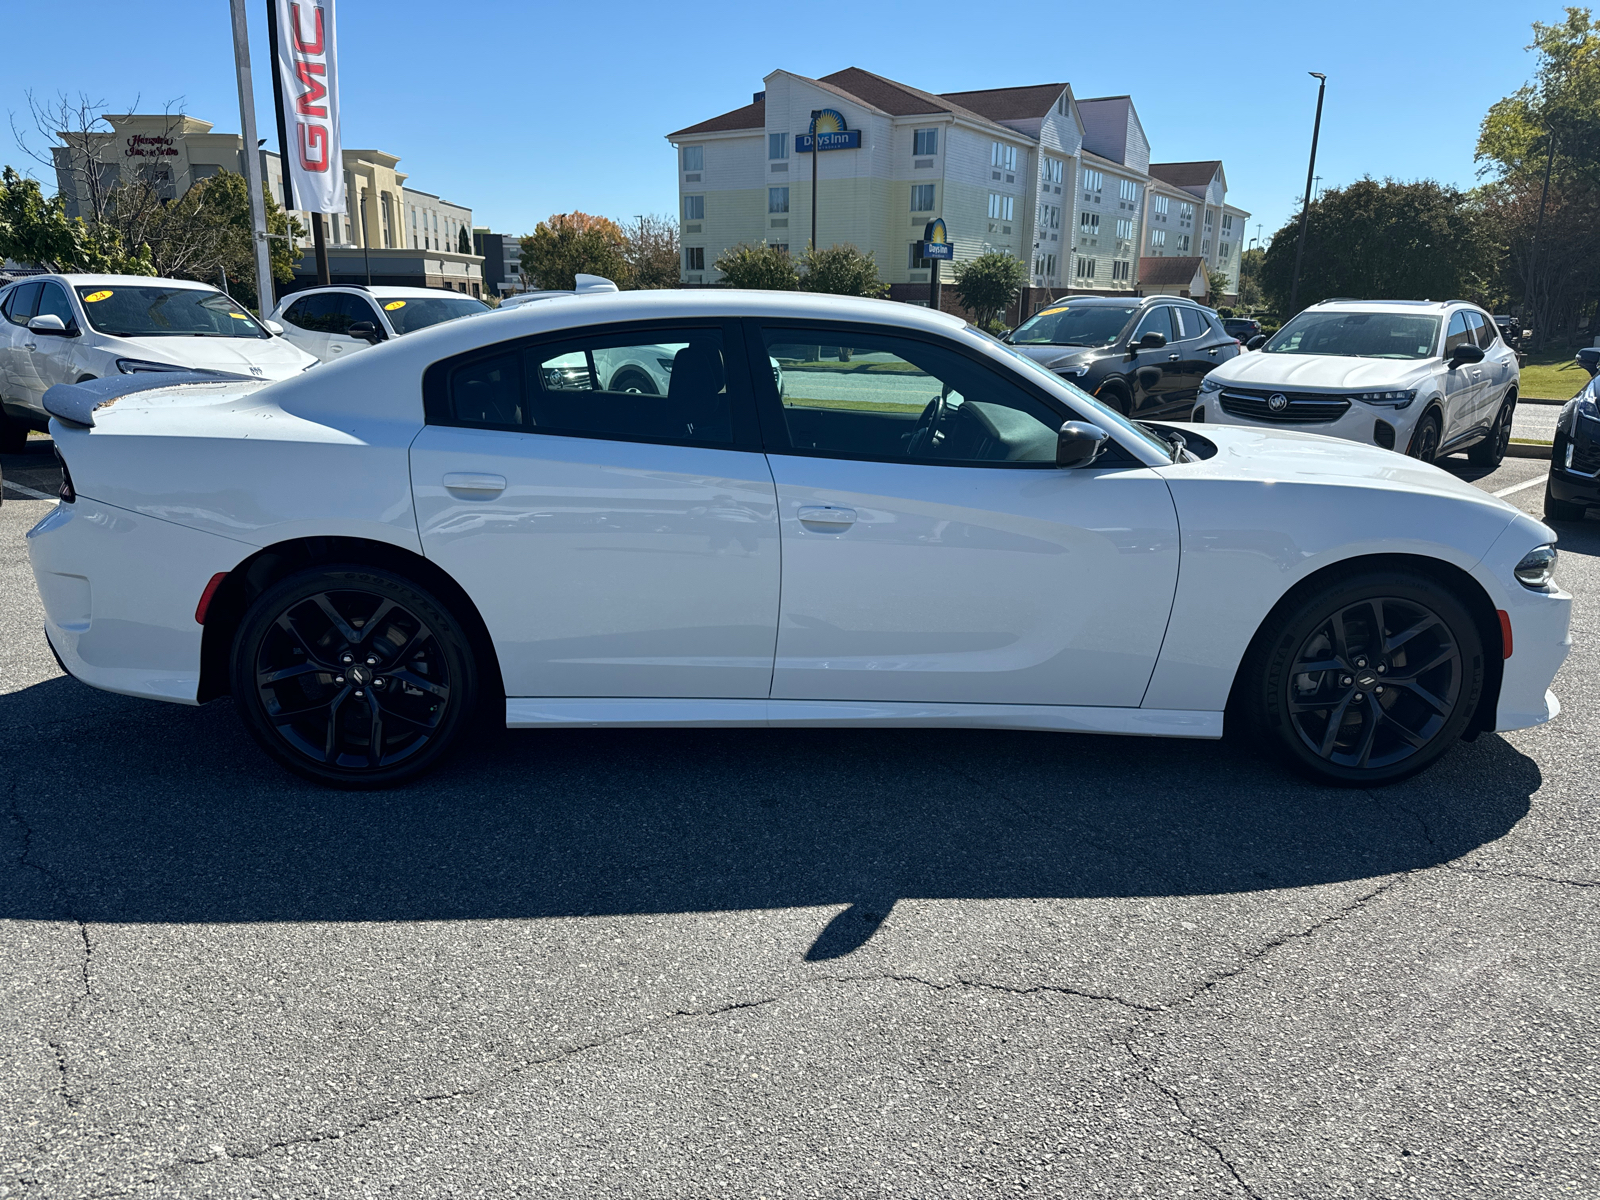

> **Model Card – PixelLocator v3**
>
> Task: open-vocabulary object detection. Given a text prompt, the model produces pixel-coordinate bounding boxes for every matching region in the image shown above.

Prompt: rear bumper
[26,496,249,705]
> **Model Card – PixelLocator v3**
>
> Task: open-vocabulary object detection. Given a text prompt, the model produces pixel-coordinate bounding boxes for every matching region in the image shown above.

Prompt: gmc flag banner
[273,0,345,213]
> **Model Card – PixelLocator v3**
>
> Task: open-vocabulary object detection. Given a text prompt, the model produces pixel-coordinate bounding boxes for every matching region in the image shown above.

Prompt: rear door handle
[797,505,857,526]
[443,472,507,492]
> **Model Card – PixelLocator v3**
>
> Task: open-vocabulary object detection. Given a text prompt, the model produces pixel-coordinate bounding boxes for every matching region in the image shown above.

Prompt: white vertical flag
[273,0,345,213]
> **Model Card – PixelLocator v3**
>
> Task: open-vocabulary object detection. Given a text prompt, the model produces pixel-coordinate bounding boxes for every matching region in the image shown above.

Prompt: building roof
[816,68,1016,134]
[1149,161,1222,188]
[667,98,765,139]
[1080,149,1142,174]
[1138,256,1207,286]
[936,82,1069,122]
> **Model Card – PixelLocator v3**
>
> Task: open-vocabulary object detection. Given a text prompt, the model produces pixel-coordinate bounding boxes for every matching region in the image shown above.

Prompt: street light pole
[1529,128,1556,351]
[1287,72,1326,317]
[810,109,820,254]
[227,0,274,313]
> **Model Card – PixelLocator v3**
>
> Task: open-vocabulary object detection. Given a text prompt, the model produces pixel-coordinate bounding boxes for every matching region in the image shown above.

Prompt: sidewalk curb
[1507,442,1553,460]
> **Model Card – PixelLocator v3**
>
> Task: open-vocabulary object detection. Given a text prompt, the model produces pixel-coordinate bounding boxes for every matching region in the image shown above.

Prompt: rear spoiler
[43,370,260,429]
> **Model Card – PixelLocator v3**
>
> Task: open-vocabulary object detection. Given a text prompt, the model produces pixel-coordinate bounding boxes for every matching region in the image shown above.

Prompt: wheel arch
[1405,399,1446,455]
[1224,551,1505,739]
[197,535,505,708]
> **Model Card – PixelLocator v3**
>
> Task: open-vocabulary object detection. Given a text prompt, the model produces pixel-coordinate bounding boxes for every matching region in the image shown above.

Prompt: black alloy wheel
[1468,398,1514,467]
[1408,413,1441,464]
[609,368,658,395]
[1248,572,1482,785]
[231,566,477,787]
[1097,380,1133,417]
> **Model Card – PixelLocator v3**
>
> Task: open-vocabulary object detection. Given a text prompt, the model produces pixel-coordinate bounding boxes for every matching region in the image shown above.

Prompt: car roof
[1308,298,1463,313]
[25,274,220,290]
[287,284,474,300]
[1051,295,1172,308]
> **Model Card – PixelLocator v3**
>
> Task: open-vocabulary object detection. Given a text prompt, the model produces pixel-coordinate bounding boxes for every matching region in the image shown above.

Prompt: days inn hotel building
[666,69,1249,306]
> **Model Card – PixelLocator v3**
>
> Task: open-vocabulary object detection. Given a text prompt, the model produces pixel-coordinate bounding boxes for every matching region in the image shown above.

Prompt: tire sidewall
[1251,570,1484,786]
[230,565,478,788]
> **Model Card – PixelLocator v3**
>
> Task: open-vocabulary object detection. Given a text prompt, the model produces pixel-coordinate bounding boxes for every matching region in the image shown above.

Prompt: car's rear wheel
[1407,412,1441,464]
[1468,396,1514,466]
[1244,570,1483,786]
[1097,380,1132,417]
[609,368,658,395]
[230,566,477,788]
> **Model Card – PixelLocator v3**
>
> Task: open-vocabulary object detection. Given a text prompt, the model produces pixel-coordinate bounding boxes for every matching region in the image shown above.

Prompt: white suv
[269,285,490,364]
[0,274,317,452]
[1193,299,1520,466]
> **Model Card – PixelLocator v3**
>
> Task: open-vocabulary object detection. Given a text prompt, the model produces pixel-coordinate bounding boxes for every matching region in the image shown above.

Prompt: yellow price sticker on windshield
[384,300,407,310]
[83,290,114,303]
[228,312,250,319]
[1036,306,1067,316]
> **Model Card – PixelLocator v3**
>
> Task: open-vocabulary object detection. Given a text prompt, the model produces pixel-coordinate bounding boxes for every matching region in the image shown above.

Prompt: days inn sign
[796,108,861,152]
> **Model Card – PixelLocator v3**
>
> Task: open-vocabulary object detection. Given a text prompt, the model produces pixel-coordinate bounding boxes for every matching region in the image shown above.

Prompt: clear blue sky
[1,0,1571,244]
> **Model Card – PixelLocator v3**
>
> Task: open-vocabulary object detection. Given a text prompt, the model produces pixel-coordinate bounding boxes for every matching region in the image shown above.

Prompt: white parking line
[1493,475,1548,499]
[2,480,55,501]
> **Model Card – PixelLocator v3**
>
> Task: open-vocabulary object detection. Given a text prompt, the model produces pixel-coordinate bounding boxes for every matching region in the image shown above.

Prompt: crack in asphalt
[1443,862,1600,890]
[820,970,1163,1013]
[1117,1039,1261,1199]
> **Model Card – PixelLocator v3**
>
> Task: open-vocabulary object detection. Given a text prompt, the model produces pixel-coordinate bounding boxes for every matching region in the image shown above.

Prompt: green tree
[1236,246,1266,310]
[520,212,632,290]
[799,242,887,297]
[0,165,153,274]
[714,241,799,290]
[1477,8,1600,190]
[1258,178,1488,313]
[457,225,471,254]
[952,251,1027,330]
[1206,267,1231,306]
[174,170,302,310]
[622,213,682,289]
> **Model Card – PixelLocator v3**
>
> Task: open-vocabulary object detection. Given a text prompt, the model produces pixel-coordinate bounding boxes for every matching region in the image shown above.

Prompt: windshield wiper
[1138,422,1187,463]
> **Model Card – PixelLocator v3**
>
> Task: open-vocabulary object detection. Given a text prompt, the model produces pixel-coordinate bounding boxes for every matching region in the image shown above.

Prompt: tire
[230,565,478,788]
[1243,569,1484,786]
[0,409,27,454]
[1467,395,1514,467]
[1543,480,1588,522]
[1096,380,1132,417]
[609,368,658,395]
[1407,411,1441,464]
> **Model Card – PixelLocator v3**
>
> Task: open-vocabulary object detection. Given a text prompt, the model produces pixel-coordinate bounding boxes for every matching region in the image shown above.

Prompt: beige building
[51,113,483,298]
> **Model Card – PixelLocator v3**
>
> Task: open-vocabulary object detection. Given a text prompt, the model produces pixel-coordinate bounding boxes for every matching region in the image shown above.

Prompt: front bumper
[1473,521,1572,733]
[1194,390,1417,452]
[1549,403,1600,507]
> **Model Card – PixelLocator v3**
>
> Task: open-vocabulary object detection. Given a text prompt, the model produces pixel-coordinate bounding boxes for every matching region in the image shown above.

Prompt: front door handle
[797,505,857,527]
[443,472,507,492]
[23,343,36,351]
[1168,353,1180,361]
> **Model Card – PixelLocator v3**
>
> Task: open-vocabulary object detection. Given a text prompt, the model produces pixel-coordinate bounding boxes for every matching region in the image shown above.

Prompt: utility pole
[1287,72,1326,317]
[810,109,820,254]
[228,0,275,313]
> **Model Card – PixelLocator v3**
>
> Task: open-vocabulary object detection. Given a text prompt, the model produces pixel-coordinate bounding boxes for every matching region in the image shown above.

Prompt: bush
[714,242,799,290]
[953,252,1027,328]
[800,243,888,297]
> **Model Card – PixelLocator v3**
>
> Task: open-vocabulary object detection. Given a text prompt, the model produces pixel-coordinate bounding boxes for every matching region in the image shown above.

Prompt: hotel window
[684,247,704,271]
[909,242,932,269]
[1219,242,1232,260]
[1112,260,1131,281]
[1153,195,1169,217]
[1178,202,1194,222]
[914,128,938,156]
[1150,230,1167,249]
[1222,213,1235,233]
[682,145,703,172]
[1079,211,1099,234]
[381,193,393,247]
[411,207,418,249]
[1056,93,1066,115]
[1177,234,1191,252]
[770,243,789,256]
[1082,168,1104,193]
[911,184,935,212]
[1205,209,1214,227]
[1045,204,1060,229]
[683,194,705,220]
[1119,178,1138,203]
[1045,157,1062,184]
[1202,239,1211,256]
[1075,257,1096,279]
[991,142,1017,171]
[986,194,1013,220]
[769,132,789,160]
[1116,218,1134,240]
[769,187,790,214]
[1046,252,1056,276]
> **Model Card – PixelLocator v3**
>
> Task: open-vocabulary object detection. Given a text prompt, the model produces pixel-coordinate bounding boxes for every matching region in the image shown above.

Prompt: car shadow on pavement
[0,673,1540,958]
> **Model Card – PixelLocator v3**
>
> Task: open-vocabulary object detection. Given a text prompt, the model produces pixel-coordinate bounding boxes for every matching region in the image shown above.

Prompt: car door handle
[443,472,507,492]
[1168,353,1180,361]
[1208,346,1220,355]
[23,343,36,351]
[797,505,857,526]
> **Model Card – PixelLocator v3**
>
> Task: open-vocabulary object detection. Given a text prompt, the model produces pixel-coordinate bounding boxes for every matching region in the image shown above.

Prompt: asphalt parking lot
[2,434,1597,1199]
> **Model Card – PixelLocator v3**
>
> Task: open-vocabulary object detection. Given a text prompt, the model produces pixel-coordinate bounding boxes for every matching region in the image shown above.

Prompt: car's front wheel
[1407,412,1441,464]
[230,565,478,788]
[1243,570,1483,786]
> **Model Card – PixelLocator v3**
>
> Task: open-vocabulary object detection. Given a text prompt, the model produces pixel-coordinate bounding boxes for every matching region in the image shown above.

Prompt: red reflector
[195,572,229,625]
[1497,609,1513,659]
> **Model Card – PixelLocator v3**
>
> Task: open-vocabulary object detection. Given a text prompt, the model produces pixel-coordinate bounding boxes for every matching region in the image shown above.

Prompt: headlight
[1198,376,1223,395]
[1354,389,1416,409]
[1513,544,1558,590]
[1577,382,1598,421]
[1055,364,1090,379]
[116,357,185,374]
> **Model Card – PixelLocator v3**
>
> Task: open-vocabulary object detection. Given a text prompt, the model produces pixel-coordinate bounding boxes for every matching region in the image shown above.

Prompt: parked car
[30,291,1567,790]
[1223,317,1263,343]
[0,274,317,452]
[1546,346,1600,521]
[1006,296,1240,418]
[496,274,621,312]
[270,285,490,364]
[1193,299,1521,466]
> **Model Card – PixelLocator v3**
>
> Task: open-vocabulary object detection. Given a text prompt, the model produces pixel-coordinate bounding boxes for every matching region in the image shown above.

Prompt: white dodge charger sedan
[26,291,1570,788]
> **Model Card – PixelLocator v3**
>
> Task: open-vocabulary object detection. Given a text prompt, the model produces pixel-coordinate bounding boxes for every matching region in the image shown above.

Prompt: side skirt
[505,698,1223,739]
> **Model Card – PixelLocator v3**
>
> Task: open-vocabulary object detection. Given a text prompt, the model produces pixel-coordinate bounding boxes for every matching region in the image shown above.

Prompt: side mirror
[1577,347,1600,377]
[1246,333,1267,350]
[1448,342,1486,369]
[1136,331,1167,350]
[346,321,385,345]
[27,314,72,337]
[1056,420,1108,469]
[263,319,285,336]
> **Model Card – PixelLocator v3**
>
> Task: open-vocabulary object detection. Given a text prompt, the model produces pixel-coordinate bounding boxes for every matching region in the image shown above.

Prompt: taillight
[54,446,75,503]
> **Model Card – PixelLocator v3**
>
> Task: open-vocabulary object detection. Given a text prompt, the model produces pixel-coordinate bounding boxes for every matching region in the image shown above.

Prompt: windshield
[74,285,270,339]
[1011,304,1137,347]
[969,326,1173,460]
[380,295,489,335]
[1264,311,1440,360]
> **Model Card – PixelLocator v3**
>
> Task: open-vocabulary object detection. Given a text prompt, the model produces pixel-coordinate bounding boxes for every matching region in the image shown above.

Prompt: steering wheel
[906,389,951,456]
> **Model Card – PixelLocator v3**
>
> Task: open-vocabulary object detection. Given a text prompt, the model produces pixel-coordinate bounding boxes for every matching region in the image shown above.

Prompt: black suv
[1222,316,1263,342]
[1006,296,1240,418]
